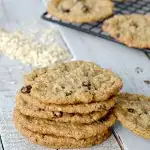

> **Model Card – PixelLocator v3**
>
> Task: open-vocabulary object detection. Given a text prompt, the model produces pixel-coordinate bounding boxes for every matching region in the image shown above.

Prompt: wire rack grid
[42,0,150,55]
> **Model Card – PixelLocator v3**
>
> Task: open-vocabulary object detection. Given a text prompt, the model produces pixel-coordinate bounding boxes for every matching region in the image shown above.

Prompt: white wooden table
[0,0,150,150]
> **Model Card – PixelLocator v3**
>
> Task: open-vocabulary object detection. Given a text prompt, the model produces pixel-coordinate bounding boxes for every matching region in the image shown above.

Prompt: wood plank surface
[0,0,150,150]
[0,0,121,150]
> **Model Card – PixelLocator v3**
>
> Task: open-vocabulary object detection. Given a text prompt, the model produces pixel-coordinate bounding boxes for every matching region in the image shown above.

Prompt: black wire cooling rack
[42,0,150,55]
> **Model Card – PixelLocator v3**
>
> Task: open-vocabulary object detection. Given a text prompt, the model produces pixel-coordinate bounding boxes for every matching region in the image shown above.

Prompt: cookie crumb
[82,5,89,13]
[144,80,150,85]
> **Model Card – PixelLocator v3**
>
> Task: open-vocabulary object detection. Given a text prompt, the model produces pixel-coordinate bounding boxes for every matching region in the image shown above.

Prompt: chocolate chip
[82,5,89,13]
[130,22,138,28]
[144,111,148,115]
[99,116,107,123]
[82,81,91,90]
[21,85,32,94]
[101,105,106,110]
[61,86,65,89]
[93,86,97,90]
[128,108,135,113]
[65,91,72,96]
[38,108,45,111]
[62,8,70,13]
[70,113,75,116]
[144,80,150,85]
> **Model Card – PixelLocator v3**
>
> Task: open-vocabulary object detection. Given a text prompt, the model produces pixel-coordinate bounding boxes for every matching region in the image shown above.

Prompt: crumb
[144,80,150,85]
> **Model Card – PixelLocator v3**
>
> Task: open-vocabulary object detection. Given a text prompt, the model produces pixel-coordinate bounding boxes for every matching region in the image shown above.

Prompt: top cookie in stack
[14,61,123,149]
[23,61,123,104]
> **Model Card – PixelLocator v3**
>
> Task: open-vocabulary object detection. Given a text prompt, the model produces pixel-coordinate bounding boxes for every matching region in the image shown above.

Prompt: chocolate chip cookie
[47,0,114,23]
[115,93,150,139]
[103,14,150,49]
[24,61,123,104]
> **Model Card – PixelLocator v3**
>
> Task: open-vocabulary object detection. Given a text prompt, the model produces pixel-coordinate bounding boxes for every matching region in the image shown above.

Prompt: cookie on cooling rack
[47,0,114,23]
[103,14,150,49]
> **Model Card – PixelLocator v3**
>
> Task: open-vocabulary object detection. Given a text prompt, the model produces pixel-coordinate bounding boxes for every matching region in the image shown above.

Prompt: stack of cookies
[13,61,123,149]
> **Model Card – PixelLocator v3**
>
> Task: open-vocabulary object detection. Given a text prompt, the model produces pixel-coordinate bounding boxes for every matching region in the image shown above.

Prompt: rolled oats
[0,28,72,67]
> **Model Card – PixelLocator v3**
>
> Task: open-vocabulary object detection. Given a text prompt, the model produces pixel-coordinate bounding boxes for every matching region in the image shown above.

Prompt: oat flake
[0,28,72,67]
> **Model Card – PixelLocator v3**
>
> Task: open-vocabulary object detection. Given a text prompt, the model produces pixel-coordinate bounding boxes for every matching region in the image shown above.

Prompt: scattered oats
[0,28,72,67]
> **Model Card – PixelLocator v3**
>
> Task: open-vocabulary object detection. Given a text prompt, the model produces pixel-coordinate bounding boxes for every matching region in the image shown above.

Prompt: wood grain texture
[0,0,47,150]
[1,0,150,149]
[0,0,120,150]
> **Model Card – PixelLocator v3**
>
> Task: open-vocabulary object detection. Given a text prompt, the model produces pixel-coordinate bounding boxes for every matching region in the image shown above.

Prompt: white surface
[0,0,150,150]
[114,122,150,150]
[0,0,120,150]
